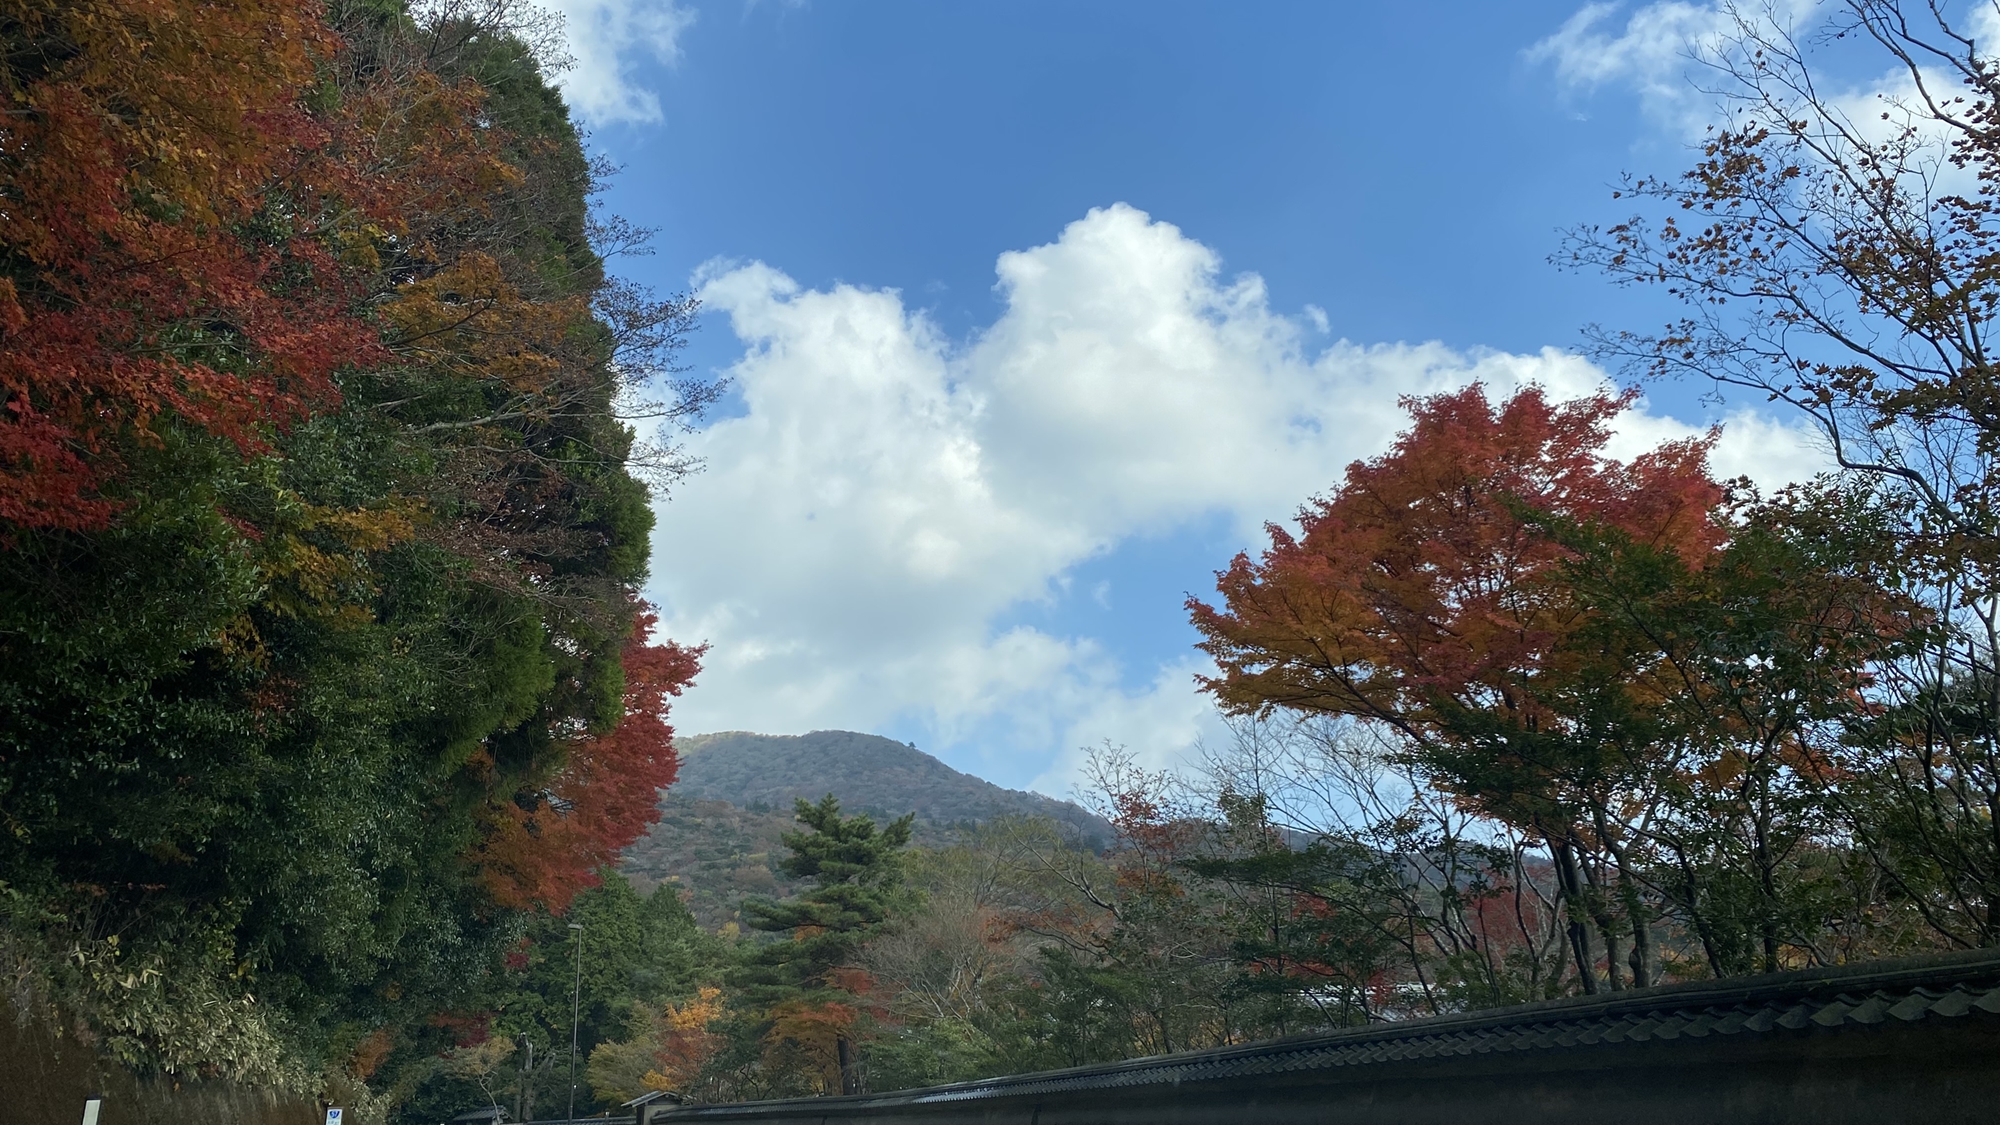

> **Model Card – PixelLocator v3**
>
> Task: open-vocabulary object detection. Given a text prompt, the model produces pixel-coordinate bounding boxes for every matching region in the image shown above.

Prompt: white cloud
[1528,1,1747,127]
[1029,657,1232,796]
[1531,1,1989,166]
[543,0,695,125]
[648,205,1825,795]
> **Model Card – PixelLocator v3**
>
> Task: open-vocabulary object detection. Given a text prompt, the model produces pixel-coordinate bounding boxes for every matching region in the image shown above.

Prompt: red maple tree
[1189,384,1728,988]
[1190,383,1724,734]
[475,606,704,912]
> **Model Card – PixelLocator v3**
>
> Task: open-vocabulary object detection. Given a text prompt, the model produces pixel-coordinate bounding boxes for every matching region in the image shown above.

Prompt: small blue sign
[325,1110,343,1125]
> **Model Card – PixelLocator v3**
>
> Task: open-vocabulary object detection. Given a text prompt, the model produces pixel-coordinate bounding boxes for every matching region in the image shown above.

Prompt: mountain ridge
[670,729,1108,841]
[619,730,1109,929]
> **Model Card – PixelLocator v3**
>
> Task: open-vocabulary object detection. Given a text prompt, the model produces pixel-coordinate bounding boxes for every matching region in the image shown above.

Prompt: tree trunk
[1551,838,1599,994]
[837,1033,863,1096]
[1594,809,1657,987]
[1577,845,1625,990]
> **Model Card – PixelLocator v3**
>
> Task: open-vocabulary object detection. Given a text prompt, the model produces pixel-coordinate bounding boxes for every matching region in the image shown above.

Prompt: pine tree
[732,795,914,1095]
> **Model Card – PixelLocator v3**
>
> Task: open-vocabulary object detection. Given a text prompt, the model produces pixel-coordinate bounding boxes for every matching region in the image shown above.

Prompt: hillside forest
[0,0,704,1118]
[6,1,2000,1121]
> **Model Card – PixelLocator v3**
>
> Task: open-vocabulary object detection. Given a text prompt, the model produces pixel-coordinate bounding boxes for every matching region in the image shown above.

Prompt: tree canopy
[0,0,704,1107]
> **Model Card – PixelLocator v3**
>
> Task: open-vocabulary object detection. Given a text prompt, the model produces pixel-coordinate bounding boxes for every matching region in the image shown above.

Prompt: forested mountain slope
[619,731,1108,929]
[675,731,1108,841]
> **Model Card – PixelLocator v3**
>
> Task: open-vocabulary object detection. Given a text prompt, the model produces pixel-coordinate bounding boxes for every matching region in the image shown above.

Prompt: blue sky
[543,0,1844,796]
[582,2,1686,357]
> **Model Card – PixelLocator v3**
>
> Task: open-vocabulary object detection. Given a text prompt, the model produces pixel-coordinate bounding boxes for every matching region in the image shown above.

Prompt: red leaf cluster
[0,0,392,529]
[475,606,703,912]
[1191,384,1725,728]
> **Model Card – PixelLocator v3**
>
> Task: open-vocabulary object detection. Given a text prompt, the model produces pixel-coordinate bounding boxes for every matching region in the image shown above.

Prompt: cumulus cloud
[648,205,1825,794]
[543,0,695,125]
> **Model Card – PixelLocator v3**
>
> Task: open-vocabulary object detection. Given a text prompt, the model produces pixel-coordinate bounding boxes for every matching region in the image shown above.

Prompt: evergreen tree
[731,796,914,1095]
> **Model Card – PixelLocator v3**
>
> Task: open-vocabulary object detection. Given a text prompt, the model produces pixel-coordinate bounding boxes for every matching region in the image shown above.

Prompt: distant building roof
[622,1090,684,1107]
[450,1108,508,1124]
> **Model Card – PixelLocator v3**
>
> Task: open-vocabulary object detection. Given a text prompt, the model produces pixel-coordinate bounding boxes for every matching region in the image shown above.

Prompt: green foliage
[1182,794,1406,1029]
[0,887,306,1090]
[860,1016,994,1091]
[0,0,698,1110]
[503,873,720,1054]
[732,796,915,1011]
[388,873,722,1123]
[0,421,525,1064]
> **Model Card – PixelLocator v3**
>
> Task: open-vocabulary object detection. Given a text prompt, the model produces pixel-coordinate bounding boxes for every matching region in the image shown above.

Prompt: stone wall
[2,1016,319,1125]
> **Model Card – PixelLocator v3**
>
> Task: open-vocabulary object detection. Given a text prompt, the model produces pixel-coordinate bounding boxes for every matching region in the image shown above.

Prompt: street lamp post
[568,921,584,1124]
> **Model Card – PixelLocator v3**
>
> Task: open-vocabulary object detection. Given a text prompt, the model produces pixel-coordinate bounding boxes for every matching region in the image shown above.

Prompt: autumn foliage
[646,986,727,1092]
[5,0,700,918]
[1189,385,1734,990]
[1184,382,1947,994]
[0,0,383,529]
[477,607,704,912]
[1191,384,1724,733]
[0,0,705,1100]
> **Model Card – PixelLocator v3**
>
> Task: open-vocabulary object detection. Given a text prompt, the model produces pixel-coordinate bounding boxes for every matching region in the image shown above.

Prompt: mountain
[619,730,1109,929]
[673,730,1107,839]
[619,794,806,929]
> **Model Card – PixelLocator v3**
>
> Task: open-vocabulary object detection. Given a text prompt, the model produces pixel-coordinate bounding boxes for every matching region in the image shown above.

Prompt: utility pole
[518,1036,533,1123]
[568,921,584,1123]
